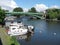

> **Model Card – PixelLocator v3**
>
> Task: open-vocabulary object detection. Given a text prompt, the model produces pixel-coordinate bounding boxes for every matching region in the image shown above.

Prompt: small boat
[6,22,34,36]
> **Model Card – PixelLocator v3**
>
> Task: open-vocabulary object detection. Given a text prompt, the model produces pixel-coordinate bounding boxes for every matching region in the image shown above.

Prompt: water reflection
[25,32,34,42]
[53,32,57,35]
[16,30,34,41]
[16,20,60,45]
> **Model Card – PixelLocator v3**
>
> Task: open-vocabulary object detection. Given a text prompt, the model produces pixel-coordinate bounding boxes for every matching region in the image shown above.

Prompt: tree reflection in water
[16,30,34,41]
[25,32,33,42]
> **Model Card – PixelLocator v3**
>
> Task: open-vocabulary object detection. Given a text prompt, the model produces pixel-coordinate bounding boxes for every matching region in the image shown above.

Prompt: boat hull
[8,29,28,36]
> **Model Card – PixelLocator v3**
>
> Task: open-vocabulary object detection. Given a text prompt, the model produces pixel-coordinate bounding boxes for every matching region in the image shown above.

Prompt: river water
[16,18,60,45]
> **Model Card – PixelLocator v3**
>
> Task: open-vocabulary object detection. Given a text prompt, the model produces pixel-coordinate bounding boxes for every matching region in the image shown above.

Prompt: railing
[5,12,45,19]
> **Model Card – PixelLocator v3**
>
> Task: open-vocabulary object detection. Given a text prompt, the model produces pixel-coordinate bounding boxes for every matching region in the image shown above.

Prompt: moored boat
[6,21,34,36]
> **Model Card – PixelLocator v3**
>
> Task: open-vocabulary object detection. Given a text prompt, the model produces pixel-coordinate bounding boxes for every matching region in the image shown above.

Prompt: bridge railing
[5,12,45,19]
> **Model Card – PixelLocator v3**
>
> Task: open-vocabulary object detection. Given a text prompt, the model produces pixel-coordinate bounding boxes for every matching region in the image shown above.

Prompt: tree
[13,7,23,12]
[28,7,37,13]
[13,7,23,18]
[5,10,9,12]
[57,9,60,20]
[0,7,5,26]
[45,8,59,19]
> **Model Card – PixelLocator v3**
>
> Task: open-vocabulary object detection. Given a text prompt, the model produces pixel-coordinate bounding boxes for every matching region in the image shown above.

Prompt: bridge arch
[5,12,45,19]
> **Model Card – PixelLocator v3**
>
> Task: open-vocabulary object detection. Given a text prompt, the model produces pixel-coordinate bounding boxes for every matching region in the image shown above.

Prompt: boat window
[19,26,21,28]
[17,21,21,23]
[12,28,16,30]
[10,25,17,26]
[11,21,13,23]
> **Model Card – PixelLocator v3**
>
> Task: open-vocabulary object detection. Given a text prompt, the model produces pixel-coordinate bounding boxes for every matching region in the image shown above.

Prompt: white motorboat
[7,22,28,36]
[7,22,34,36]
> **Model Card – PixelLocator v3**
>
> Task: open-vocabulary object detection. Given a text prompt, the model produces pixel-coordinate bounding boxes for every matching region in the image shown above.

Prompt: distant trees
[13,7,23,12]
[13,7,37,18]
[13,7,23,17]
[13,7,60,20]
[28,7,37,13]
[46,8,60,20]
[56,9,60,20]
[1,5,60,23]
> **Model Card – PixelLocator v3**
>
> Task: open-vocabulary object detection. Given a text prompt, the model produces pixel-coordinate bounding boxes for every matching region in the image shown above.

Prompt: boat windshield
[19,26,27,29]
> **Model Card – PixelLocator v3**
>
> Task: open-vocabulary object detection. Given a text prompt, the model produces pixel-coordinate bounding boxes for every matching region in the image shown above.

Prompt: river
[15,17,60,45]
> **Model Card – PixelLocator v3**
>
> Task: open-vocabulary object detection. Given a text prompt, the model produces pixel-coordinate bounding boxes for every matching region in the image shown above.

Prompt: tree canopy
[13,7,23,18]
[28,7,37,13]
[13,7,23,12]
[46,8,60,20]
[0,7,5,24]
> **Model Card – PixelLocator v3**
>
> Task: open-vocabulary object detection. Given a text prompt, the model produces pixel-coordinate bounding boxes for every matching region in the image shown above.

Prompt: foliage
[13,7,23,18]
[28,7,37,13]
[13,7,23,12]
[46,8,60,20]
[0,7,5,24]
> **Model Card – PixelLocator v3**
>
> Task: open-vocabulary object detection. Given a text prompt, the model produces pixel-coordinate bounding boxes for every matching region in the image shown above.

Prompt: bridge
[5,12,46,19]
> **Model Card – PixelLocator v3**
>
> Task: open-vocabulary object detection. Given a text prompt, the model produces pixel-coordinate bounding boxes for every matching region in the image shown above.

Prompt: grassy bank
[0,27,20,45]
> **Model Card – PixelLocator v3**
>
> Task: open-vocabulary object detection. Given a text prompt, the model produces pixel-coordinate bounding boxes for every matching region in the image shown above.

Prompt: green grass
[0,27,20,45]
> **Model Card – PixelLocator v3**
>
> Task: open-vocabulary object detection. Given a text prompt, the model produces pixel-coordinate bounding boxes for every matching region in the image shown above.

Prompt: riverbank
[29,17,60,21]
[45,19,60,21]
[0,27,20,45]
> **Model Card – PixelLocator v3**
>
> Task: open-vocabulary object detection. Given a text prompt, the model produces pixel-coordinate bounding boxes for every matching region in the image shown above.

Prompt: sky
[0,0,60,12]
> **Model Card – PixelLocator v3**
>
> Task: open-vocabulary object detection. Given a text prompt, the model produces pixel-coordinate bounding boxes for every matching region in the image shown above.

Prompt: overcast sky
[0,0,60,12]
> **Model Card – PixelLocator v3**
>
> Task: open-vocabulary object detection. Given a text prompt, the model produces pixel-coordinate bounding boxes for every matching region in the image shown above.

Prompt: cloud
[34,4,48,12]
[50,5,60,9]
[34,4,60,12]
[0,0,60,12]
[23,8,28,12]
[0,0,18,11]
